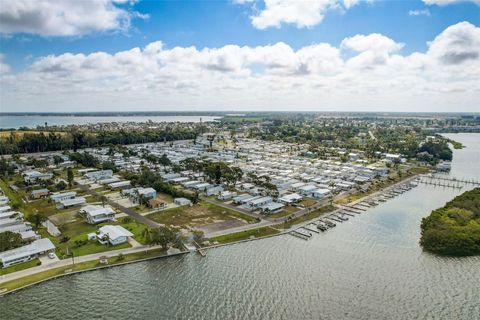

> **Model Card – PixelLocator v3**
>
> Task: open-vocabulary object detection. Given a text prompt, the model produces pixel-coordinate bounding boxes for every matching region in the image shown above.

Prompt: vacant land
[209,227,279,244]
[146,201,257,227]
[277,205,336,229]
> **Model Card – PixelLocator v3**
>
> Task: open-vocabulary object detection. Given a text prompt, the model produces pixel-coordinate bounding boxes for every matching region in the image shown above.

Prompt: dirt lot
[146,201,256,228]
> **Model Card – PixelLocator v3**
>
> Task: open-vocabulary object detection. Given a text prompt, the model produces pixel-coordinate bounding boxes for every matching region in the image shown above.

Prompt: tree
[101,195,107,208]
[27,213,47,229]
[146,226,180,249]
[67,167,74,188]
[0,231,24,252]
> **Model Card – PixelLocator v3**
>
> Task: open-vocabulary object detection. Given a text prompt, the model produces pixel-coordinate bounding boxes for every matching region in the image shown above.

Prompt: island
[420,188,480,256]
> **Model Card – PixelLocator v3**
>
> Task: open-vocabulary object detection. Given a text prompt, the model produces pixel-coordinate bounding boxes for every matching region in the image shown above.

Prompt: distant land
[1,111,479,117]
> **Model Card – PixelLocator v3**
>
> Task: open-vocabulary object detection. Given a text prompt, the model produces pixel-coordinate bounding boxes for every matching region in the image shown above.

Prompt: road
[0,243,164,285]
[79,185,160,228]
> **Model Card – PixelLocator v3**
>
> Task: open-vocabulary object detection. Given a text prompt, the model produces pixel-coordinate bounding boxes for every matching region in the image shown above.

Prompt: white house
[50,191,77,203]
[247,196,272,209]
[261,202,284,214]
[218,191,236,200]
[57,197,86,209]
[84,170,113,181]
[23,170,53,183]
[96,225,133,245]
[174,198,192,206]
[0,205,12,213]
[81,205,115,224]
[0,238,55,268]
[312,188,331,200]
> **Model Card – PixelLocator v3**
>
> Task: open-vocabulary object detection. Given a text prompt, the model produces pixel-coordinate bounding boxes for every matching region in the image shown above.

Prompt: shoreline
[0,173,421,297]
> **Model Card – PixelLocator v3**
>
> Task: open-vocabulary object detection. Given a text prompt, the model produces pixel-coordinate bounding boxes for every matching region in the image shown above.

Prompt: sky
[0,0,479,113]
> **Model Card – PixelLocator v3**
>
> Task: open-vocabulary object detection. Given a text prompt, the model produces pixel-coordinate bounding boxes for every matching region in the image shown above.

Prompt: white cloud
[1,22,479,112]
[248,0,359,29]
[423,0,480,5]
[341,33,404,53]
[408,9,431,16]
[427,21,480,65]
[0,0,146,36]
[0,54,10,74]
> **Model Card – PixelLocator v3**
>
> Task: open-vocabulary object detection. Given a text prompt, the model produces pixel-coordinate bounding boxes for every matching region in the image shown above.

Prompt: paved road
[79,185,160,228]
[0,243,163,285]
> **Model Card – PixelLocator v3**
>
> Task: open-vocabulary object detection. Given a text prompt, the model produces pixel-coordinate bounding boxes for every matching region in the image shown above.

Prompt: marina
[289,179,421,239]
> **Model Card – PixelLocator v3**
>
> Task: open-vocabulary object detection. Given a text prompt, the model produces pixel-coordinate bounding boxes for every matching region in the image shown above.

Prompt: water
[1,134,479,320]
[0,115,220,129]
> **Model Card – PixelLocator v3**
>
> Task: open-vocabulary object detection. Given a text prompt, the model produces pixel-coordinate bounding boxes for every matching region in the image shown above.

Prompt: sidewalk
[0,244,162,284]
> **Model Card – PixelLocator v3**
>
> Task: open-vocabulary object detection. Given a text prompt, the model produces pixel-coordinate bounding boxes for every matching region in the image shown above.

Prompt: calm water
[1,134,479,320]
[0,115,220,129]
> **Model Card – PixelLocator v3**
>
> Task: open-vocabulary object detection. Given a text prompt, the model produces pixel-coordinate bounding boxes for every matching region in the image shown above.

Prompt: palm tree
[142,228,153,244]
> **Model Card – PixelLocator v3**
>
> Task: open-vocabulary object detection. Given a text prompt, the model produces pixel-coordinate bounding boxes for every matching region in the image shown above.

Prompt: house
[122,187,157,204]
[218,191,237,200]
[50,191,77,203]
[312,188,331,200]
[96,225,133,245]
[23,170,53,183]
[57,197,86,209]
[247,196,272,209]
[31,188,50,199]
[174,198,192,206]
[0,205,11,213]
[278,193,303,204]
[84,170,113,181]
[0,211,23,220]
[205,185,224,196]
[148,198,168,209]
[0,196,9,206]
[261,202,284,214]
[108,180,131,190]
[0,238,55,268]
[80,205,115,224]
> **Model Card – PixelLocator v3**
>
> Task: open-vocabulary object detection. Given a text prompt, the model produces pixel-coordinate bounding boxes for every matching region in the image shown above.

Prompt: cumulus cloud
[427,21,480,64]
[0,0,146,36]
[1,22,479,112]
[423,0,480,5]
[247,0,359,29]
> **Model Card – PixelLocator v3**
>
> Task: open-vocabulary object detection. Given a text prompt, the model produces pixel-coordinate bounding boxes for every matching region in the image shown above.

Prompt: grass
[40,217,137,258]
[0,247,169,293]
[299,198,317,207]
[209,227,279,244]
[268,207,299,219]
[0,178,23,209]
[409,166,431,174]
[276,205,336,229]
[146,201,258,227]
[0,259,41,276]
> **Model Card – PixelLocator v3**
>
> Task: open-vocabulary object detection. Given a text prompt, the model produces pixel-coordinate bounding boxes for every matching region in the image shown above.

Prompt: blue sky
[0,0,479,112]
[2,0,479,71]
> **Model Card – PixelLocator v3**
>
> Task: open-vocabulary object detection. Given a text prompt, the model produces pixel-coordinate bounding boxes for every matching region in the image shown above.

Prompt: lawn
[41,217,139,259]
[146,201,258,227]
[277,205,336,229]
[268,206,299,219]
[209,227,279,244]
[299,198,317,207]
[0,259,41,276]
[0,248,169,293]
[0,178,23,209]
